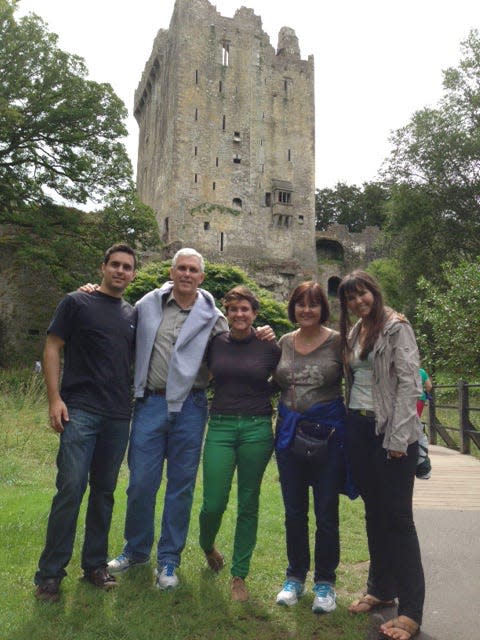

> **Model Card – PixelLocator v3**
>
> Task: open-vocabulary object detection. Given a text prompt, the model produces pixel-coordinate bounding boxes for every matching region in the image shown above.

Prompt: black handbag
[290,419,335,462]
[288,332,335,462]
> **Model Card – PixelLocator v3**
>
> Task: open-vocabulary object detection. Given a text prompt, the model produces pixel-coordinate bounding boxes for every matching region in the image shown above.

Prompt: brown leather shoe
[205,547,224,572]
[84,567,117,589]
[231,576,249,602]
[35,578,60,602]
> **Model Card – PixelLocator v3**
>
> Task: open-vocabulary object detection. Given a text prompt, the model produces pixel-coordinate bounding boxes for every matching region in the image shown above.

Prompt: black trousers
[346,412,425,625]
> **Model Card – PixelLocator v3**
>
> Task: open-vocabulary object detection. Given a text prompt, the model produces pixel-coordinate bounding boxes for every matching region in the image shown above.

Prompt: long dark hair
[338,270,386,359]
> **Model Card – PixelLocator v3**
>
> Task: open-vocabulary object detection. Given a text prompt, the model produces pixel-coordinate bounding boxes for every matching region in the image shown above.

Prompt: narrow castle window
[222,42,230,66]
[194,146,198,156]
[164,217,169,234]
[195,69,198,84]
[233,155,241,164]
[265,193,271,206]
[288,149,291,161]
[216,157,219,167]
[284,78,293,98]
[222,115,226,130]
[195,108,198,121]
[204,221,210,230]
[194,173,198,183]
[220,232,225,251]
[219,80,222,92]
[213,182,216,190]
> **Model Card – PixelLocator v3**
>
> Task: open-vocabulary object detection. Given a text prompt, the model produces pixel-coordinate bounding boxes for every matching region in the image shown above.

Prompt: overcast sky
[18,0,480,189]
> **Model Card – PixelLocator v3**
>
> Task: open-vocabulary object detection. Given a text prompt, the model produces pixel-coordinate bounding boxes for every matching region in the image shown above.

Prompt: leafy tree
[126,260,293,337]
[415,259,480,377]
[315,181,389,231]
[366,258,409,312]
[0,1,160,288]
[0,1,132,215]
[384,29,480,295]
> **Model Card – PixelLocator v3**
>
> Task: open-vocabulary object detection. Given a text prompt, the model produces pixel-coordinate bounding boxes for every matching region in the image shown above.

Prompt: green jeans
[199,414,274,578]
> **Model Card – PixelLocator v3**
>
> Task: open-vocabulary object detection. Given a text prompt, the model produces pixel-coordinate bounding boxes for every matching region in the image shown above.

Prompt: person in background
[416,368,433,480]
[417,368,432,417]
[273,281,351,615]
[34,244,137,602]
[338,270,424,640]
[199,286,281,602]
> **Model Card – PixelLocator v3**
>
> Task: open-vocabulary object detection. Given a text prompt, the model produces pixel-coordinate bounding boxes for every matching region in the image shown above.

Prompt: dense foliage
[382,29,480,308]
[415,259,480,377]
[126,260,293,337]
[315,181,389,231]
[0,1,159,288]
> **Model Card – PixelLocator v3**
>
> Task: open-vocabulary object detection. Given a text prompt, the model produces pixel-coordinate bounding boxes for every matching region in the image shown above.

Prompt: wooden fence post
[428,386,437,445]
[458,379,471,455]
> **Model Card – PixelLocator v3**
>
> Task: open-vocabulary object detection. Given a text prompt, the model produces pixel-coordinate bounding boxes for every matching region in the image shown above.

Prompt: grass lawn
[0,373,370,640]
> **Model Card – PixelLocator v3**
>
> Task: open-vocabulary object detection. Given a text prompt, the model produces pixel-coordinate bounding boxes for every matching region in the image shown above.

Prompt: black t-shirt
[48,291,136,419]
[208,331,281,416]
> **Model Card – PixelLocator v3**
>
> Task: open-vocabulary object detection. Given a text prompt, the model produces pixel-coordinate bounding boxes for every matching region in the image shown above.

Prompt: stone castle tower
[134,0,317,291]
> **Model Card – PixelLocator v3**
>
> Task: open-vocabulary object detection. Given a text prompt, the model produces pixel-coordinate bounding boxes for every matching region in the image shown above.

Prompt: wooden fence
[428,380,480,455]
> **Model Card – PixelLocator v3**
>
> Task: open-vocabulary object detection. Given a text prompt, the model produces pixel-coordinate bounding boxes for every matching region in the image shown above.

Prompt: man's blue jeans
[35,408,129,584]
[123,390,208,567]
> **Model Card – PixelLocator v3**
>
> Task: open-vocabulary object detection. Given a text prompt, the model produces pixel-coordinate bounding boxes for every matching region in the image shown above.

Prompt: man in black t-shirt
[34,244,137,602]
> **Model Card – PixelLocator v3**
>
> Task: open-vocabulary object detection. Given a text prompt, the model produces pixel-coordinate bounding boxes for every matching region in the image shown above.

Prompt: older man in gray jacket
[108,248,228,589]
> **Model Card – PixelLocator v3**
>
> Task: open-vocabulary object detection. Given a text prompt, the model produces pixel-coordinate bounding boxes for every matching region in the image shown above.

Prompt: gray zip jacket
[345,313,423,453]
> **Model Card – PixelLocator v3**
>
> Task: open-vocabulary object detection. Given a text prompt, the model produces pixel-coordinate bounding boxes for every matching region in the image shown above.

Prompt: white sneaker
[312,582,336,613]
[276,579,305,606]
[155,564,179,590]
[107,552,149,574]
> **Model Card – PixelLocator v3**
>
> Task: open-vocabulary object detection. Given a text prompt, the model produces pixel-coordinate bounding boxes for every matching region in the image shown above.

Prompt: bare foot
[380,615,420,639]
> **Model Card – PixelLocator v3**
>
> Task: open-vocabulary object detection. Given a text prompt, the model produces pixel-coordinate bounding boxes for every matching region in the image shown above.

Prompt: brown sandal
[348,594,395,614]
[380,616,420,640]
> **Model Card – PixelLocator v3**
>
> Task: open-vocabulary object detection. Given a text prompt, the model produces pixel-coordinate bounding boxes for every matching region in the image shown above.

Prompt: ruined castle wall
[134,0,317,277]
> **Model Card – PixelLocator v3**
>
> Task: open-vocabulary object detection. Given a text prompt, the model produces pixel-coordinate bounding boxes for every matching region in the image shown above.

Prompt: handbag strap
[290,332,298,411]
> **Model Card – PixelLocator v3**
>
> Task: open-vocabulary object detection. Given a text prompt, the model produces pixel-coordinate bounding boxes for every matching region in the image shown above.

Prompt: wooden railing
[427,381,480,455]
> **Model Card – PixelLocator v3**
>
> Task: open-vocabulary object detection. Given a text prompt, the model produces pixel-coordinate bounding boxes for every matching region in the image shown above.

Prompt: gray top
[273,329,343,413]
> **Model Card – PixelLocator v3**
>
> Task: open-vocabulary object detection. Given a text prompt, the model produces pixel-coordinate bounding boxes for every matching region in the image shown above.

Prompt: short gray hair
[171,247,205,272]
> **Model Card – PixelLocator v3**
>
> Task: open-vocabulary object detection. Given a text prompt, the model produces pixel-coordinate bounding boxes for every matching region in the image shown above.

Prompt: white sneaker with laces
[155,564,179,590]
[107,552,149,574]
[276,579,305,606]
[312,582,336,613]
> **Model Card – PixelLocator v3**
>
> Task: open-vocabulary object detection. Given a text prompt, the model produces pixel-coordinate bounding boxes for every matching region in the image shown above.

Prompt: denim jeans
[199,414,273,578]
[123,390,208,567]
[276,442,343,584]
[35,408,129,584]
[346,412,425,625]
